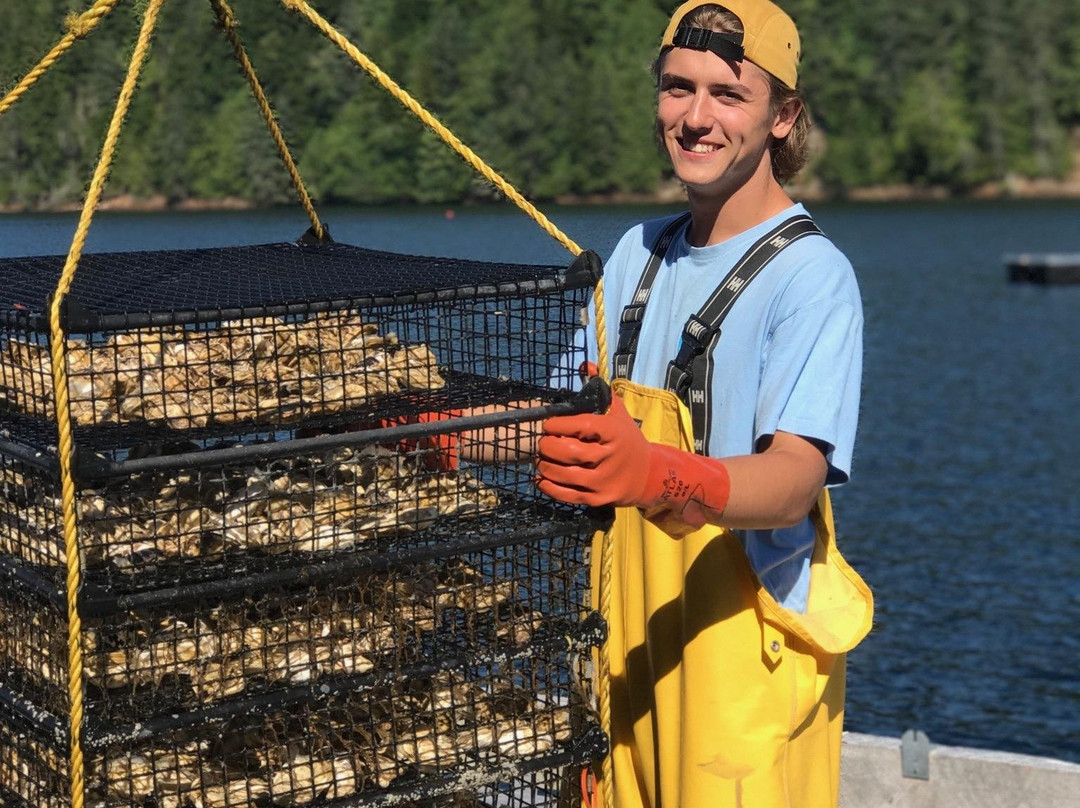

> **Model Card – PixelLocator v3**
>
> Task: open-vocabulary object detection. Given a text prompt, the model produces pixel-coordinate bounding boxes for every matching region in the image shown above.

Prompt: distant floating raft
[1005,253,1080,284]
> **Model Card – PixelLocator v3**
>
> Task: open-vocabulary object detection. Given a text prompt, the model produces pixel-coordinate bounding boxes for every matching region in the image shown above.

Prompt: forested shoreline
[1,0,1078,210]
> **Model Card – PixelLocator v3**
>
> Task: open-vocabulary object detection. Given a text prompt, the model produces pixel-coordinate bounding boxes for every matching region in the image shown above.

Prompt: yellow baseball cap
[661,0,802,90]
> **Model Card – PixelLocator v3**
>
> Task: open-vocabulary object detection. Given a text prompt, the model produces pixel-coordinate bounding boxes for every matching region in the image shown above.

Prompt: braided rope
[591,278,616,808]
[593,281,611,384]
[596,520,615,808]
[209,0,325,241]
[277,0,581,257]
[0,0,122,118]
[47,2,166,806]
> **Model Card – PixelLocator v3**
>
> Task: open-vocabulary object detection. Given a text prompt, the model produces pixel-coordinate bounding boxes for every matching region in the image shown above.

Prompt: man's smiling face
[657,46,786,201]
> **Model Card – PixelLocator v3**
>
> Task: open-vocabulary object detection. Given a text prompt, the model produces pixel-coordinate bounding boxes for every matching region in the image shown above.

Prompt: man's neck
[685,159,794,247]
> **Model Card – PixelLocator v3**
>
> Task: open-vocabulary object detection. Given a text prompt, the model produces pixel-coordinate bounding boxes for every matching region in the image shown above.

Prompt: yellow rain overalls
[590,377,874,808]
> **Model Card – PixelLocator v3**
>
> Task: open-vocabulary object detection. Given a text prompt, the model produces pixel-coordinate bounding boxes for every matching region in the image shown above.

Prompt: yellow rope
[596,522,615,808]
[47,2,166,806]
[277,0,581,258]
[589,278,616,808]
[208,0,325,241]
[593,282,611,384]
[0,0,123,119]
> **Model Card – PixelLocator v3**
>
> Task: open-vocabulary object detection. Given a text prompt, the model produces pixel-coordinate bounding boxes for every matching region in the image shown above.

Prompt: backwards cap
[661,0,801,90]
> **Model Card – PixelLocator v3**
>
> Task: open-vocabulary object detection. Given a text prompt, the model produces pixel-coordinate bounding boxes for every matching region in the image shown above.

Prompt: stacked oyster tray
[0,236,608,808]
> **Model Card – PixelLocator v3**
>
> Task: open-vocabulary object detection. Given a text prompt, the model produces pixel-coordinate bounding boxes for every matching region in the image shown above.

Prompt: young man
[535,2,873,805]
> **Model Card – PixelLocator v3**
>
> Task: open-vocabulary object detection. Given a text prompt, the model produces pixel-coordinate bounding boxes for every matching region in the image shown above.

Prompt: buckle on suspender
[666,316,718,397]
[668,363,694,397]
[615,331,638,355]
[615,304,647,355]
[673,315,719,370]
[620,304,646,325]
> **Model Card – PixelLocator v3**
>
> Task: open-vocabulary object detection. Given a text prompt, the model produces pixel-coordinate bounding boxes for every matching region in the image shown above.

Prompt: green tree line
[1,0,1078,208]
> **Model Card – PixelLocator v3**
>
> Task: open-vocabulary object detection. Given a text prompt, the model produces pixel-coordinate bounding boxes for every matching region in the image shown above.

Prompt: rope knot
[64,11,94,38]
[216,7,237,31]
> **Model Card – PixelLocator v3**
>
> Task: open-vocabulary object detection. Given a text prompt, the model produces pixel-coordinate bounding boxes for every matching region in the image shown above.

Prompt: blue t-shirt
[555,204,863,613]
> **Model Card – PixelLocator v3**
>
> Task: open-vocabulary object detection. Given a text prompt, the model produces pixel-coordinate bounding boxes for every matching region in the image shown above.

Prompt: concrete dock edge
[840,732,1080,808]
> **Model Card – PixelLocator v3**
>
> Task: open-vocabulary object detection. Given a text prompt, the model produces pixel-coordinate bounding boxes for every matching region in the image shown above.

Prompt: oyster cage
[0,241,598,437]
[0,239,608,806]
[0,664,607,808]
[0,525,607,808]
[0,420,602,592]
[0,239,604,588]
[0,524,605,724]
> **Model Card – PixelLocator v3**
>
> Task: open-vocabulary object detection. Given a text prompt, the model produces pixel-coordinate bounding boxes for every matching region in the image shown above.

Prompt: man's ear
[771,97,802,140]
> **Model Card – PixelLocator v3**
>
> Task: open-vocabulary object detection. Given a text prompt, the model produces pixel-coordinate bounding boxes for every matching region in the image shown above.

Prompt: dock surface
[841,731,1080,807]
[1004,253,1080,284]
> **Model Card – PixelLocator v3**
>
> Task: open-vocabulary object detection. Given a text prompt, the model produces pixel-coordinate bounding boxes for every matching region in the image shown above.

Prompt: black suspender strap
[612,212,691,380]
[664,214,823,454]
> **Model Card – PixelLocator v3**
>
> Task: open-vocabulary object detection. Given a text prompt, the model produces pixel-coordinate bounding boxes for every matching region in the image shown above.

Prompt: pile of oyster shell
[0,312,445,427]
[1,444,498,571]
[0,669,573,808]
[0,314,585,808]
[88,672,573,808]
[1,557,542,712]
[0,720,67,808]
[0,462,63,569]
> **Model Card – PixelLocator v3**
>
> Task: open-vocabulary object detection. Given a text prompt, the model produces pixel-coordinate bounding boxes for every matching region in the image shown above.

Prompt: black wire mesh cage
[1,528,602,724]
[0,241,596,434]
[0,527,605,807]
[0,237,608,807]
[1,663,605,808]
[0,239,604,583]
[3,425,587,590]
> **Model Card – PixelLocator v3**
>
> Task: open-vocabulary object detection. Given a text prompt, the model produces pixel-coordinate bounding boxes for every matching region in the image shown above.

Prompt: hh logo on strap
[690,390,706,404]
[686,319,710,342]
[769,235,790,249]
[726,276,746,293]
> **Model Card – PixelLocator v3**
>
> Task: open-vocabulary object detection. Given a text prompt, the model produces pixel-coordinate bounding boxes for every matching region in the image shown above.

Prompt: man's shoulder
[755,206,854,285]
[763,206,849,267]
[770,232,861,313]
[781,228,854,275]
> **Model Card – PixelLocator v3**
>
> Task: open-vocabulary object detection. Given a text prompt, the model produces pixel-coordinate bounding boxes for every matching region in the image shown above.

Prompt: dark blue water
[2,200,1078,762]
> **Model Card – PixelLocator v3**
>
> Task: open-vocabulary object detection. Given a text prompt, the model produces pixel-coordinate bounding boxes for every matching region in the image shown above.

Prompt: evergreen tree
[0,0,1076,207]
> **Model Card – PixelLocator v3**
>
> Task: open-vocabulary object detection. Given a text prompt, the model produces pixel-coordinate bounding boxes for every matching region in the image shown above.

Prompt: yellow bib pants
[591,379,873,808]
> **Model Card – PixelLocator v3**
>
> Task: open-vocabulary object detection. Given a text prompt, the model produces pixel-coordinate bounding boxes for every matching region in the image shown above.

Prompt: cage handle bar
[77,378,612,479]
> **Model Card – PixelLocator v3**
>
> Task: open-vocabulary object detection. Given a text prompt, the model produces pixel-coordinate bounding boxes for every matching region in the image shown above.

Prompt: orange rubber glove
[384,410,462,471]
[535,393,730,528]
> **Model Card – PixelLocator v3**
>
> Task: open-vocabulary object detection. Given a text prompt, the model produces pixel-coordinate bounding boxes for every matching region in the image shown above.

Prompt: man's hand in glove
[535,394,730,529]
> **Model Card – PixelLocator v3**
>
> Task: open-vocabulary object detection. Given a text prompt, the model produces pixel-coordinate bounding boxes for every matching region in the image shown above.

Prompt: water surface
[2,199,1078,762]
